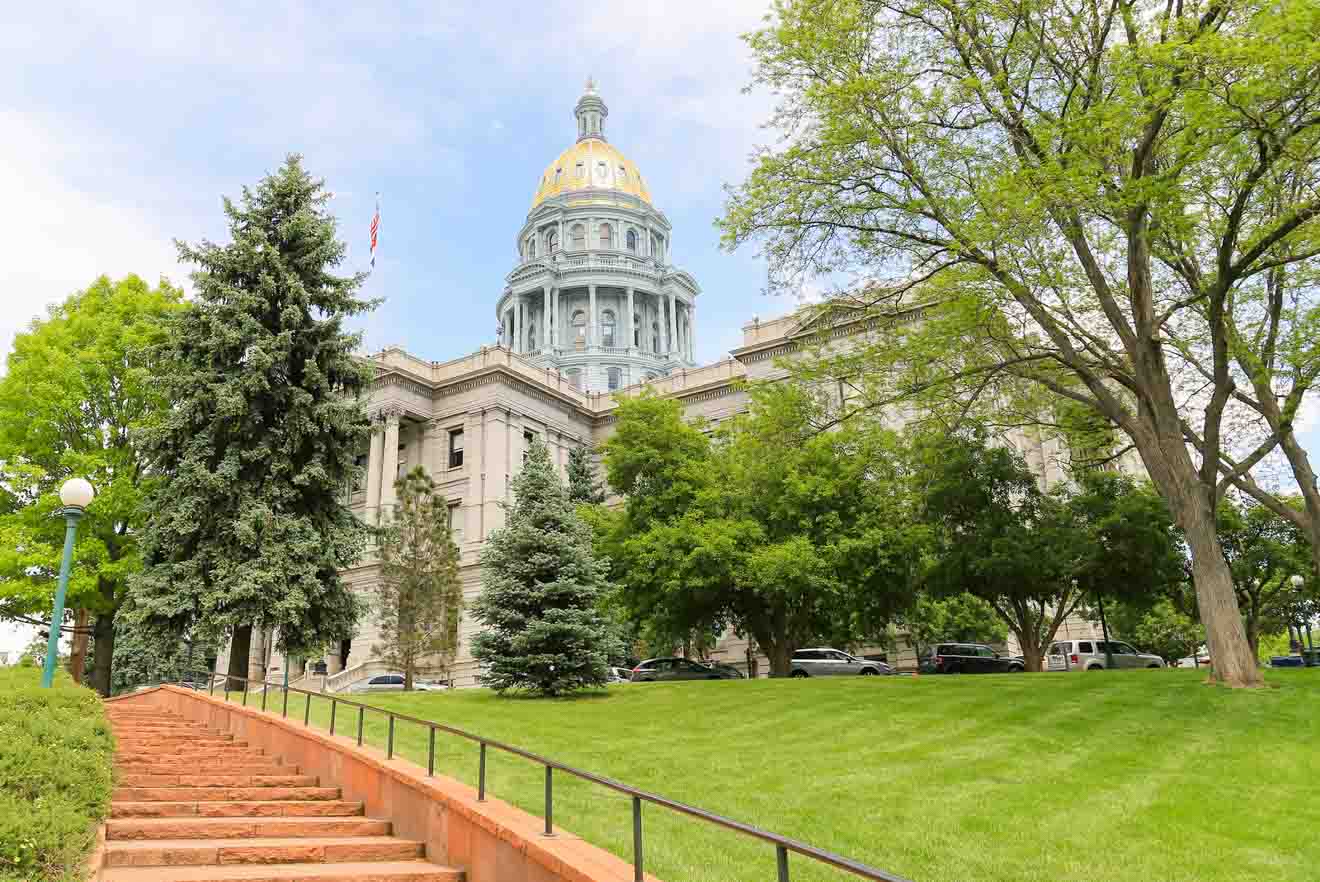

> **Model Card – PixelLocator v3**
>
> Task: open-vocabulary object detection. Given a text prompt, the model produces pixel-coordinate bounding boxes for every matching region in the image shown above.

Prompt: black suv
[920,643,1024,674]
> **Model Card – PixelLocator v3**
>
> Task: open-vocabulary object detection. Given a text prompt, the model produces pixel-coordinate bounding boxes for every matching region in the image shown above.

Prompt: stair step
[105,836,425,867]
[112,801,365,819]
[118,775,317,788]
[117,763,294,775]
[115,787,340,803]
[100,860,462,881]
[108,817,388,841]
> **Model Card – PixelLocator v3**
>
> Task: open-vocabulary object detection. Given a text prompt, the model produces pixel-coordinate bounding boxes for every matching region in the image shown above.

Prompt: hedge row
[0,666,114,882]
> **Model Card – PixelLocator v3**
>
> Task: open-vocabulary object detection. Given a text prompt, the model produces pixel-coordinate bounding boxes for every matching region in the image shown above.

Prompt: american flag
[369,194,380,268]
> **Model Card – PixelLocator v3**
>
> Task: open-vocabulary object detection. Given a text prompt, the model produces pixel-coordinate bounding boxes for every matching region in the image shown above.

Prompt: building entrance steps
[103,707,462,882]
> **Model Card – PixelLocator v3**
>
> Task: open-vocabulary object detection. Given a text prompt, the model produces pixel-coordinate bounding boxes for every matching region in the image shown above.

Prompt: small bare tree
[375,467,462,690]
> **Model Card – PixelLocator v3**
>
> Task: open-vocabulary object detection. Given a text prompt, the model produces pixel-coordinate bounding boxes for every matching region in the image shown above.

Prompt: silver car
[790,648,892,677]
[1047,639,1165,671]
[348,673,447,693]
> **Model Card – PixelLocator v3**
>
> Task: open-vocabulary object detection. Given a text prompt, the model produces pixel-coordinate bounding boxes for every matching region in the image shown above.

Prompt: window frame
[448,428,465,469]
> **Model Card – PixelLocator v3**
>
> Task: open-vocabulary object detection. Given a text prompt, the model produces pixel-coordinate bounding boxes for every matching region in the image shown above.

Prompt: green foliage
[720,0,1320,685]
[0,275,183,694]
[1218,496,1314,652]
[917,431,1183,669]
[471,439,619,695]
[899,593,1007,660]
[1128,599,1205,663]
[601,385,926,675]
[0,667,113,882]
[565,444,605,506]
[109,613,216,694]
[130,155,374,656]
[375,467,463,688]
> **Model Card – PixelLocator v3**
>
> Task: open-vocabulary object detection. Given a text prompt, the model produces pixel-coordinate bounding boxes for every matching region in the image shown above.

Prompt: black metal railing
[175,667,911,882]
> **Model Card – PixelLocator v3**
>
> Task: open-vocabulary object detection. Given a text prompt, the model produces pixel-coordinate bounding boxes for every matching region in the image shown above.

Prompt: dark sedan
[630,657,742,682]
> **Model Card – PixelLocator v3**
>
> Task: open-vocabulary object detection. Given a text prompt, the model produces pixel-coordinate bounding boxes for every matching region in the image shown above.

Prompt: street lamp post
[41,478,94,689]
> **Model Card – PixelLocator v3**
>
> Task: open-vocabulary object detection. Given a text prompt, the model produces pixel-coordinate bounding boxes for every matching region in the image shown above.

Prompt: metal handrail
[185,667,912,882]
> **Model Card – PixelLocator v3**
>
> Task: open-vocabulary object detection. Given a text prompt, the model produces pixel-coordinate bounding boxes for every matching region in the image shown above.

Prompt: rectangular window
[523,429,538,462]
[448,502,464,546]
[1078,641,1094,653]
[448,429,464,469]
[397,443,407,479]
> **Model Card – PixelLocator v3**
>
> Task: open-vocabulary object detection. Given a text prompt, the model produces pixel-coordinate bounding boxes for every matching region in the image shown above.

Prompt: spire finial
[574,77,607,142]
[584,75,597,95]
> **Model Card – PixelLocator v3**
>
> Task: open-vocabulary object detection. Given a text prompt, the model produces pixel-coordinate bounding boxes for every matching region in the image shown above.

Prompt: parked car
[348,673,448,693]
[790,648,893,677]
[919,643,1025,674]
[706,662,747,679]
[1047,639,1165,670]
[629,658,741,682]
[607,666,634,683]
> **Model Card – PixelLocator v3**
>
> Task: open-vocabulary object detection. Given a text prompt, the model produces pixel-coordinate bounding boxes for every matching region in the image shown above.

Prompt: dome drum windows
[571,310,587,348]
[598,222,613,250]
[546,229,559,252]
[626,229,638,253]
[571,224,586,250]
[607,367,622,391]
[601,310,616,348]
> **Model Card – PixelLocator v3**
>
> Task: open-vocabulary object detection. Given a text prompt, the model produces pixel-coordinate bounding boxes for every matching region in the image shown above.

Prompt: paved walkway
[102,703,462,881]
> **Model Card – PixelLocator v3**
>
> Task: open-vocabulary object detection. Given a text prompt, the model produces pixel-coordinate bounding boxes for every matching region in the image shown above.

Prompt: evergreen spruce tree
[375,467,463,690]
[566,444,605,505]
[131,155,375,689]
[471,439,618,695]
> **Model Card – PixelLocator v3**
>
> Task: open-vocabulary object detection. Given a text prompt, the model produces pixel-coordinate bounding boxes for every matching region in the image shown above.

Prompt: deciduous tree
[0,275,183,695]
[131,156,375,690]
[721,0,1320,686]
[566,444,605,506]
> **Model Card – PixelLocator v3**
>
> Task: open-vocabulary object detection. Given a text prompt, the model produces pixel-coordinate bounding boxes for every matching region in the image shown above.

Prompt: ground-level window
[448,502,463,545]
[607,367,622,390]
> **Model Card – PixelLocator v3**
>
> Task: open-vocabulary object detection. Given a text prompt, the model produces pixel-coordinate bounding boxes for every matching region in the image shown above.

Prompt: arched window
[572,310,587,342]
[566,368,582,390]
[596,161,608,181]
[644,372,658,381]
[598,223,613,250]
[570,224,585,250]
[554,167,563,184]
[575,161,585,179]
[607,367,622,391]
[527,237,536,258]
[651,233,662,260]
[626,230,637,252]
[546,230,558,252]
[633,314,641,347]
[652,322,661,353]
[617,165,628,182]
[601,310,616,347]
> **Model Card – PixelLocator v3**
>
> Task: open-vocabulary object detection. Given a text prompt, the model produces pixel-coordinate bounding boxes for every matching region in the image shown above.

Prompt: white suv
[1047,639,1165,671]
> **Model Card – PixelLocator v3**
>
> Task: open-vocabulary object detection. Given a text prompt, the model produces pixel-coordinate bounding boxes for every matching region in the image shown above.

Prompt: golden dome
[531,137,652,210]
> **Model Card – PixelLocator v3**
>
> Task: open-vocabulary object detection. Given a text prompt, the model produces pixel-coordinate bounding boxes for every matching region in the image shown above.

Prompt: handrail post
[632,796,643,882]
[777,844,789,882]
[427,726,436,777]
[329,698,337,736]
[544,767,554,836]
[387,715,395,759]
[242,682,248,706]
[478,743,487,801]
[261,682,268,711]
[357,706,364,746]
[223,679,229,703]
[210,660,217,695]
[304,692,311,726]
[282,685,289,718]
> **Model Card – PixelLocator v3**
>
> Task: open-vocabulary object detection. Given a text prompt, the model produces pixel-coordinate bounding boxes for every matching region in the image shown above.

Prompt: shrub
[0,667,113,882]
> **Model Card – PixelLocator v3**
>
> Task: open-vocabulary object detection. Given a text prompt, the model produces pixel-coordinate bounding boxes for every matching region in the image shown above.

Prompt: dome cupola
[530,80,652,210]
[575,76,607,142]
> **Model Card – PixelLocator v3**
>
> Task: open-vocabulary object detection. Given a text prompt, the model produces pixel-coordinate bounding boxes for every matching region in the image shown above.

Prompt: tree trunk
[1019,640,1044,673]
[227,625,253,692]
[67,608,90,685]
[1181,505,1263,686]
[88,612,115,697]
[765,641,792,677]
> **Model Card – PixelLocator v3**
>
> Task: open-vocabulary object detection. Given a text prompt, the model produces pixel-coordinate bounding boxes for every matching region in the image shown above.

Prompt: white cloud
[0,112,186,366]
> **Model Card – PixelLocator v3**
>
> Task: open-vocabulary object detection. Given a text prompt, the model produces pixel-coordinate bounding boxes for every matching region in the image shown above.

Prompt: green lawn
[235,670,1320,882]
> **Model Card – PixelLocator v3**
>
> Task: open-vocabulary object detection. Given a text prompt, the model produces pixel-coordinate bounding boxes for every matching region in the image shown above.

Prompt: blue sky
[0,0,781,654]
[1,0,781,370]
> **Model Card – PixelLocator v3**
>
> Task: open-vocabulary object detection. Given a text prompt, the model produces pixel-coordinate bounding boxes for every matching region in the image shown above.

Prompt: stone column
[626,288,635,351]
[380,408,401,518]
[483,408,510,535]
[667,292,678,356]
[516,299,525,354]
[365,418,384,524]
[688,300,696,360]
[551,288,560,348]
[542,285,551,351]
[588,285,598,348]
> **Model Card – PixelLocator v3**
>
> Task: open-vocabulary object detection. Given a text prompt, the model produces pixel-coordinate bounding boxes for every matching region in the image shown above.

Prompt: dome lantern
[575,76,608,143]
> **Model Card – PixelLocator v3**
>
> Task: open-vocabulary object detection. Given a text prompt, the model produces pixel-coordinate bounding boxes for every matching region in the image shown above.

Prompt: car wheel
[1009,665,1024,672]
[790,670,808,678]
[860,668,878,676]
[1146,663,1161,669]
[1087,664,1104,671]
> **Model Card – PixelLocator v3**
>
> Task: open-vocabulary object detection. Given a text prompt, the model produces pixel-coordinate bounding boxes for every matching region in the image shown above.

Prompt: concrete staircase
[104,704,462,882]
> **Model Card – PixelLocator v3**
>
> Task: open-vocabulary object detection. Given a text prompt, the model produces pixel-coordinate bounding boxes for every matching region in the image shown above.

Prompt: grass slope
[262,670,1319,882]
[0,667,114,882]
